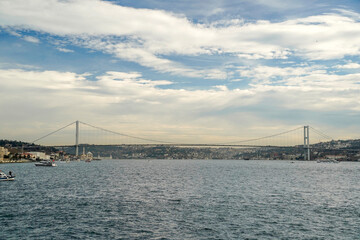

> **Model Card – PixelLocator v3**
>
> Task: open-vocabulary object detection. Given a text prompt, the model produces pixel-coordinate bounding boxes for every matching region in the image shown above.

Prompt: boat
[93,154,102,161]
[35,160,57,167]
[316,158,339,163]
[0,171,15,181]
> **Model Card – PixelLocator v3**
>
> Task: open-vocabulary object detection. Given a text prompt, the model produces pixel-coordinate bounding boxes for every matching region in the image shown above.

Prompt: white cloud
[238,65,326,84]
[1,0,360,78]
[0,69,88,90]
[1,68,360,143]
[7,30,21,37]
[238,64,360,95]
[56,47,74,53]
[335,62,360,69]
[23,35,40,43]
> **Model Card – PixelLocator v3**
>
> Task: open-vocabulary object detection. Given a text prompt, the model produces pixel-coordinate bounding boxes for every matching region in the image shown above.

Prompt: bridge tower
[304,125,310,160]
[75,120,79,156]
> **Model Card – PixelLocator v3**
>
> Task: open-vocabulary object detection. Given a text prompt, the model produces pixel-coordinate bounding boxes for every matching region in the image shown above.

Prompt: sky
[1,0,360,144]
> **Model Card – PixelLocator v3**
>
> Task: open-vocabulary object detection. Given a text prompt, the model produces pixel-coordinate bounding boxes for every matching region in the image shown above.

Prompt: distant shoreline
[1,159,359,163]
[0,159,32,164]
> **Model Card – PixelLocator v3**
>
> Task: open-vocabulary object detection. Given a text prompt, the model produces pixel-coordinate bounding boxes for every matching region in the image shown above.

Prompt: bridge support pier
[75,120,79,156]
[304,126,310,160]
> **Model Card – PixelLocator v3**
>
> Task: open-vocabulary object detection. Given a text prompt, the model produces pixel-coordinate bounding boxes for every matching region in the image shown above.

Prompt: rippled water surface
[1,160,360,239]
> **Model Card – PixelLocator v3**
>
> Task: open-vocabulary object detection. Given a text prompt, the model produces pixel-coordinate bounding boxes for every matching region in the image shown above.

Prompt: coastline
[0,159,32,164]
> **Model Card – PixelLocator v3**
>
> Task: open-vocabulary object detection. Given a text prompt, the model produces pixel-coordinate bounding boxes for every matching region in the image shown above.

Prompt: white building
[28,152,49,160]
[0,147,9,161]
[87,152,93,161]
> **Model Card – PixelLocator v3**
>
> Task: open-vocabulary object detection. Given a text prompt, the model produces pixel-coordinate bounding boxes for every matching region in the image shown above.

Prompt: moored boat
[35,160,57,167]
[0,171,15,181]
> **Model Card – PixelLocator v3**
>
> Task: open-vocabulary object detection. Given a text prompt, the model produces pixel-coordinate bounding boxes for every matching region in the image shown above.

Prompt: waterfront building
[0,147,9,162]
[28,151,49,160]
[86,151,93,161]
[80,147,87,160]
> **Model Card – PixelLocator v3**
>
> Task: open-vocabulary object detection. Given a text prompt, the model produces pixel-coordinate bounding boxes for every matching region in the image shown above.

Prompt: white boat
[0,171,15,181]
[35,160,57,167]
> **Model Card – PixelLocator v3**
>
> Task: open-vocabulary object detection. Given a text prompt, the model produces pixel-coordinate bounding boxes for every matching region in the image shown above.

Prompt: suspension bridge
[28,120,341,161]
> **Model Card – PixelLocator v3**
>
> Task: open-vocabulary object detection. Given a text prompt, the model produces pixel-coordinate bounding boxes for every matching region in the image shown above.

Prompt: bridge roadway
[45,143,304,149]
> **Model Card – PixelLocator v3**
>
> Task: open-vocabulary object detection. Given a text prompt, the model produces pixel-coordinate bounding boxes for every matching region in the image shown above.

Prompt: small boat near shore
[35,160,57,167]
[0,171,15,181]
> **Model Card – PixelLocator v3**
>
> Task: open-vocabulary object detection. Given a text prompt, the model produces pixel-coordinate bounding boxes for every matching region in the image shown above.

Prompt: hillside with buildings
[0,140,58,163]
[1,138,360,162]
[65,139,360,161]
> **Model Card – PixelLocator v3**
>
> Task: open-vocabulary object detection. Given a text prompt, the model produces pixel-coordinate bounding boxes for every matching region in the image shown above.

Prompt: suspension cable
[309,126,333,140]
[32,121,76,143]
[214,126,303,145]
[32,121,333,148]
[79,121,176,144]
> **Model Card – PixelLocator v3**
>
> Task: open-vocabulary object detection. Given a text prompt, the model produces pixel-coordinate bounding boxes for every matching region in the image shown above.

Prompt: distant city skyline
[1,0,360,144]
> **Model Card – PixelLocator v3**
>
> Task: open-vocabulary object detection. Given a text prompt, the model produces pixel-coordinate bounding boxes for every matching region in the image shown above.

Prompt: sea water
[1,160,359,239]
